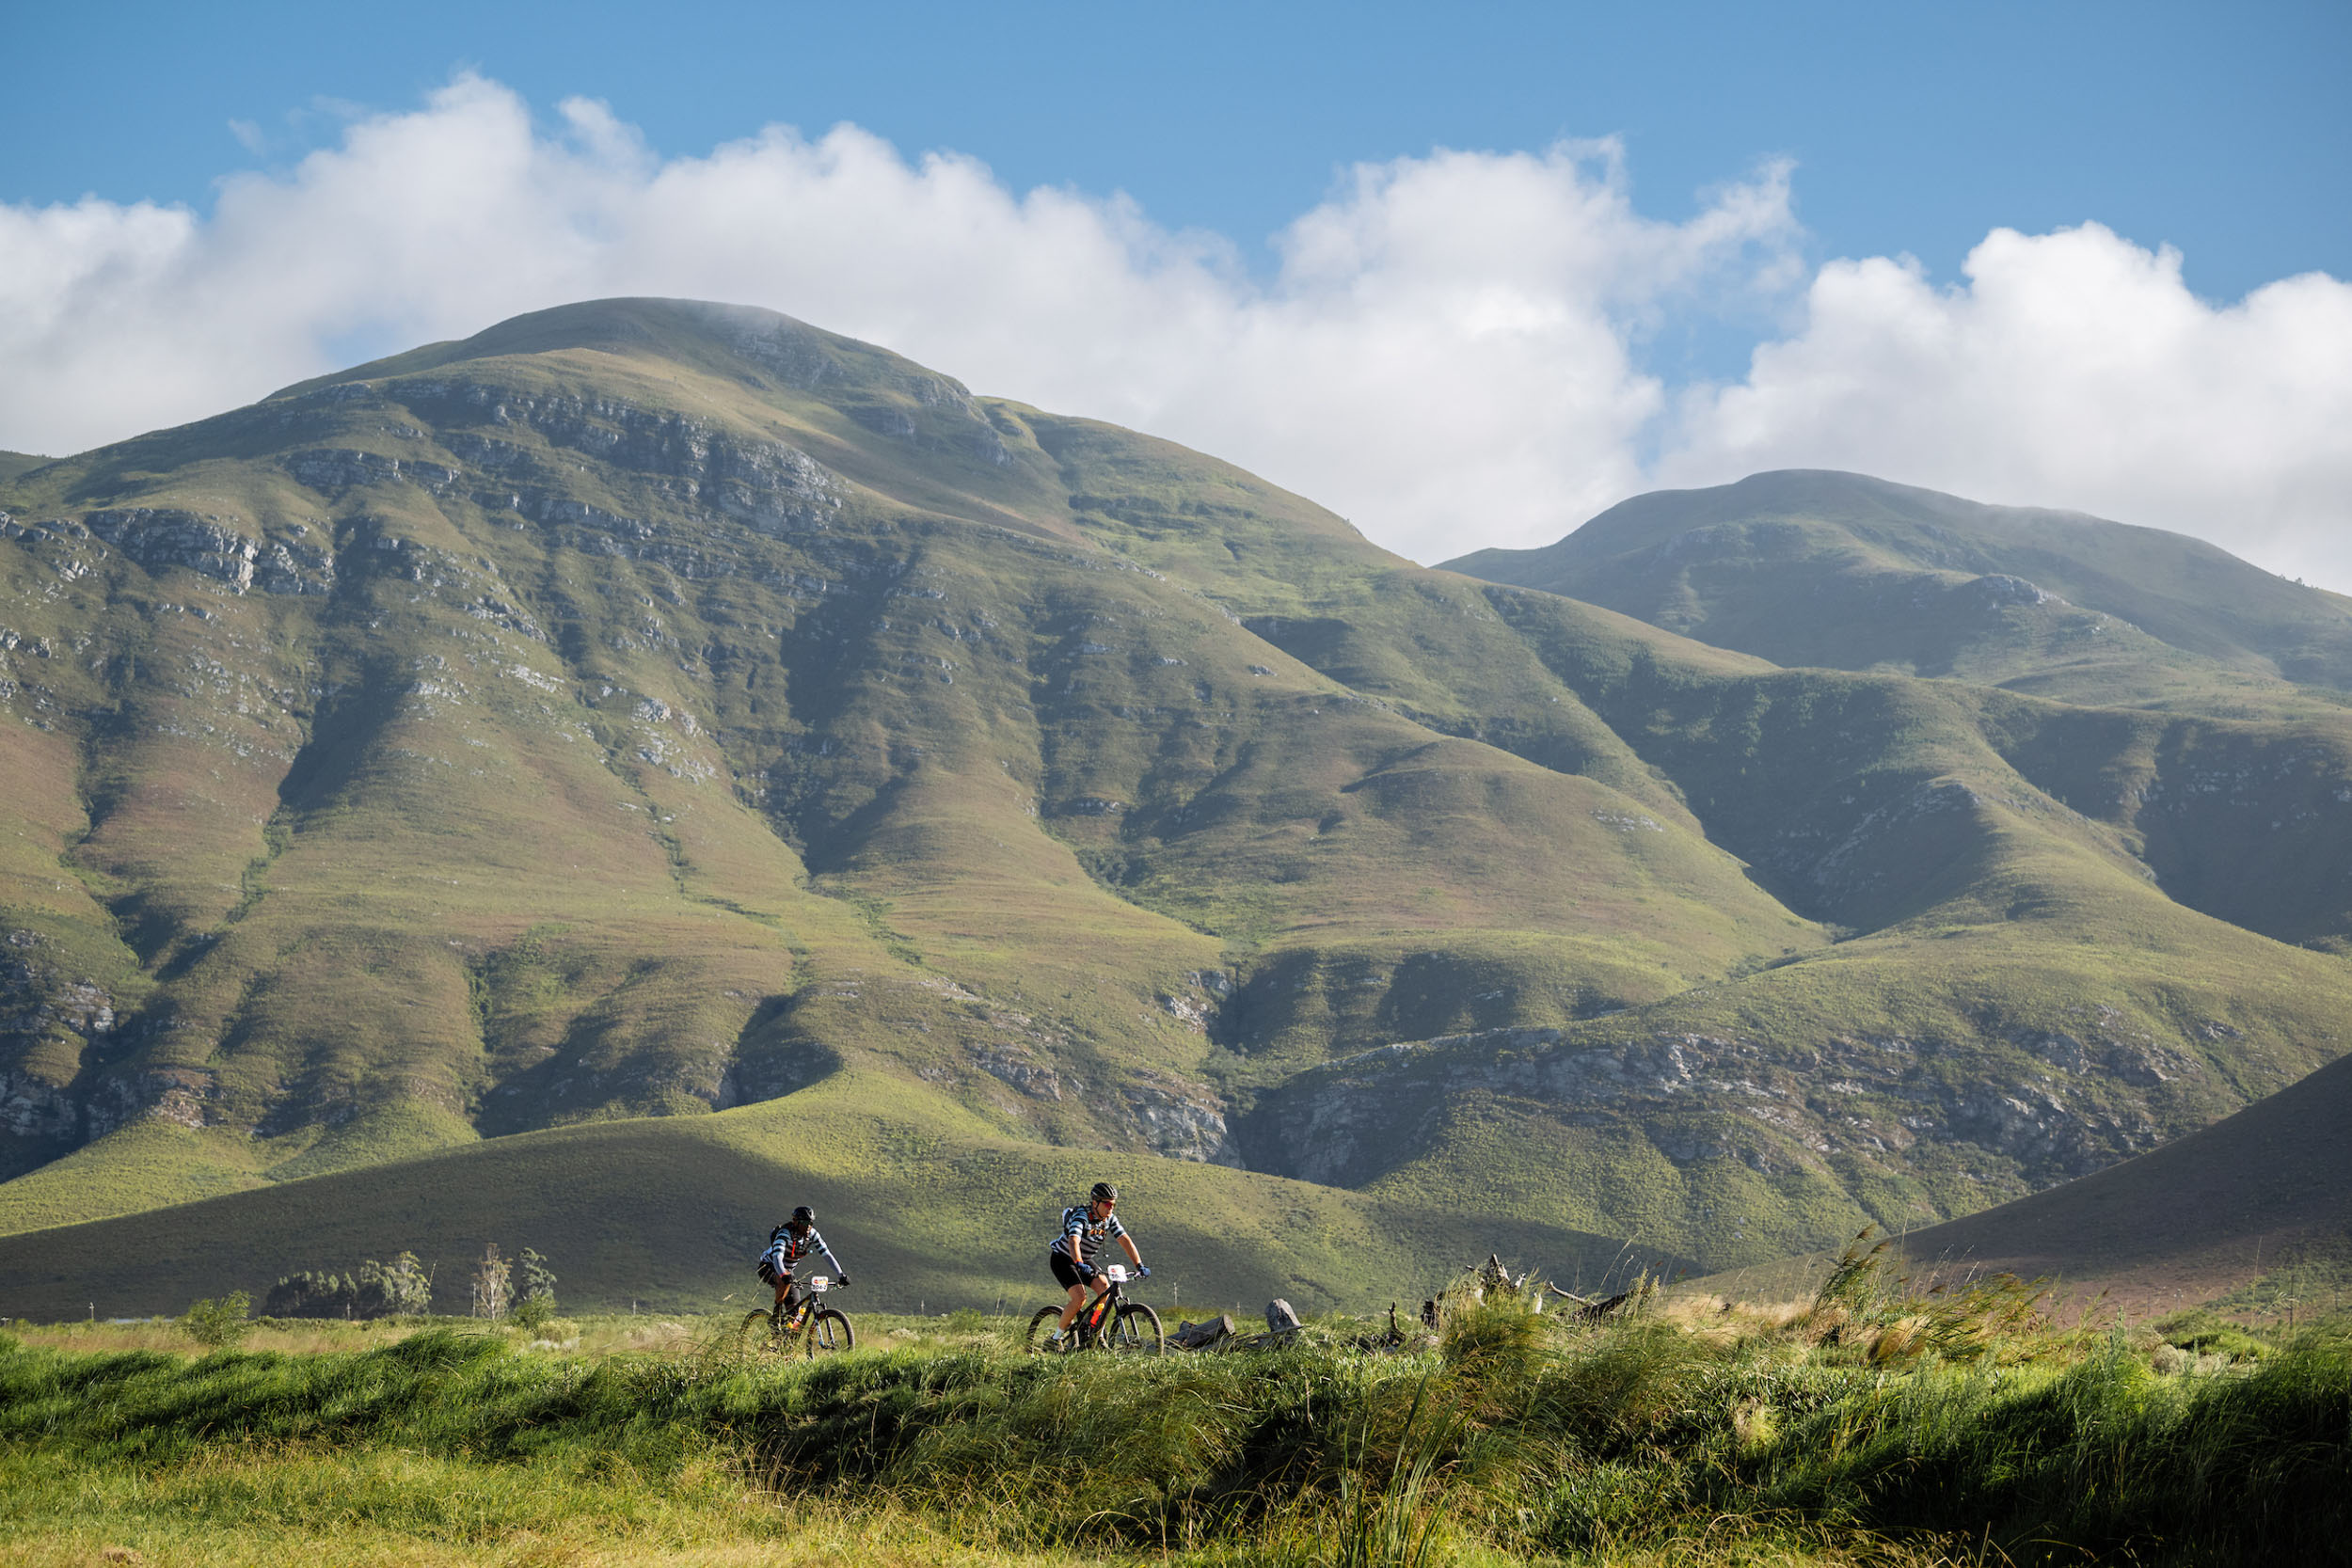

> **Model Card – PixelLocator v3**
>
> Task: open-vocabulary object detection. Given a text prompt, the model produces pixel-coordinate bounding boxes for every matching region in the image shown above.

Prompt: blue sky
[11,0,2344,303]
[5,0,2348,580]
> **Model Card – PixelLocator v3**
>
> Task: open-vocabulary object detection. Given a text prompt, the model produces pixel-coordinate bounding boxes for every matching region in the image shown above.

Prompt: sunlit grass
[3,1253,2344,1568]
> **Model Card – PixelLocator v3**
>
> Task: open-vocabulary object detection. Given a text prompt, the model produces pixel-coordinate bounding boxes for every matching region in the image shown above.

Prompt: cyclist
[1045,1180,1145,1347]
[758,1205,850,1321]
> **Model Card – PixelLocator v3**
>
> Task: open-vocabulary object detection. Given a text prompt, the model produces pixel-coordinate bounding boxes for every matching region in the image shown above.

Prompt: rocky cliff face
[1233,983,2279,1242]
[8,507,337,599]
[0,930,123,1168]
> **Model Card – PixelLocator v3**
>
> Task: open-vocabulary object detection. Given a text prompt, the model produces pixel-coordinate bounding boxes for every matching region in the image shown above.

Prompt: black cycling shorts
[1050,1250,1091,1291]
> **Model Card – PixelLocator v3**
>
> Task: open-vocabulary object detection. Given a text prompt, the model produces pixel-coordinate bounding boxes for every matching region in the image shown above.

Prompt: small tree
[353,1259,392,1318]
[183,1290,254,1350]
[513,1247,559,1330]
[377,1250,434,1316]
[471,1243,512,1320]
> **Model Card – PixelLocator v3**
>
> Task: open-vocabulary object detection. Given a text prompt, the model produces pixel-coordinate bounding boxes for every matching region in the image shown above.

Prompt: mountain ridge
[3,298,2349,1311]
[1442,468,2352,712]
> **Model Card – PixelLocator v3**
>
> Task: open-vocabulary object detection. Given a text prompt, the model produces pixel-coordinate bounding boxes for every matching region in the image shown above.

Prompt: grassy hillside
[1871,1049,2352,1310]
[1222,568,2352,1261]
[0,300,1817,1219]
[1443,468,2352,715]
[0,1068,1666,1321]
[5,300,2352,1308]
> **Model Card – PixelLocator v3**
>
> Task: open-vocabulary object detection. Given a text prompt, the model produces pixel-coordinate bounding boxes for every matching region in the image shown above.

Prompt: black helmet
[790,1205,816,1227]
[1089,1181,1118,1203]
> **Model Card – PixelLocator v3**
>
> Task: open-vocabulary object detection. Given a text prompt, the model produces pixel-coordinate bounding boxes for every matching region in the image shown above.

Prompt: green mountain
[1889,1046,2352,1312]
[3,300,2350,1314]
[1443,469,2352,716]
[0,1070,1671,1321]
[0,454,51,484]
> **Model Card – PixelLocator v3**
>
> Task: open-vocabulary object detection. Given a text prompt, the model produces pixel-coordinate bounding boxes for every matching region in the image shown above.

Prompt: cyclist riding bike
[758,1204,850,1321]
[1045,1180,1146,1347]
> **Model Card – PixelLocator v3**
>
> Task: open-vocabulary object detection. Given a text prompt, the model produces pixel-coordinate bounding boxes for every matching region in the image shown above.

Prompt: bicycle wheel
[1025,1305,1068,1354]
[805,1307,854,1356]
[1106,1302,1164,1354]
[739,1307,781,1353]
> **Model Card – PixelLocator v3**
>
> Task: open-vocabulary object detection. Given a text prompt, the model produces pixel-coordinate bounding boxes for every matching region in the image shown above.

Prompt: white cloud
[2,74,2346,587]
[1660,226,2352,588]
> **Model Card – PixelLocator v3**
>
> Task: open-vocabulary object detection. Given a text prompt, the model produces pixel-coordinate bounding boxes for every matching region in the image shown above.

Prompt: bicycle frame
[1076,1265,1130,1343]
[777,1273,834,1329]
[744,1273,852,1356]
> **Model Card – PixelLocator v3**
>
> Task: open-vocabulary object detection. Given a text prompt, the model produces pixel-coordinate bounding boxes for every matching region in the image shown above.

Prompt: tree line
[256,1243,557,1325]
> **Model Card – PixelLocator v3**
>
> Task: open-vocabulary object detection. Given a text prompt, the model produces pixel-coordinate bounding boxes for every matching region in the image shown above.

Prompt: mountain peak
[1444,468,2352,701]
[1554,468,2091,552]
[437,297,825,368]
[269,297,971,408]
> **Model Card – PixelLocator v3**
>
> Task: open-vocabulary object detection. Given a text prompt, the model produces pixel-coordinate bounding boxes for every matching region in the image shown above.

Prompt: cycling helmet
[790,1205,816,1227]
[1089,1181,1119,1203]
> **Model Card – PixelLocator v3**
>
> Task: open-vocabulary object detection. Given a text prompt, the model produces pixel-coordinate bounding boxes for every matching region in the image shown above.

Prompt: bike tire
[1106,1302,1164,1354]
[739,1307,780,1352]
[1025,1305,1068,1354]
[805,1307,854,1356]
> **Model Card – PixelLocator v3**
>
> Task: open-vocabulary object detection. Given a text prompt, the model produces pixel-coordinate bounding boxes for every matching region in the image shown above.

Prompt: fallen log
[1169,1313,1236,1351]
[1547,1281,1645,1322]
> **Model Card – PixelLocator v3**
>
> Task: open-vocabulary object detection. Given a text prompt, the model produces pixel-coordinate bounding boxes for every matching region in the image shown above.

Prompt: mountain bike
[739,1275,855,1356]
[1026,1263,1163,1354]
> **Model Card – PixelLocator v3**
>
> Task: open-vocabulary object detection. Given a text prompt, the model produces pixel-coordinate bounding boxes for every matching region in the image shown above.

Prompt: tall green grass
[3,1285,2344,1566]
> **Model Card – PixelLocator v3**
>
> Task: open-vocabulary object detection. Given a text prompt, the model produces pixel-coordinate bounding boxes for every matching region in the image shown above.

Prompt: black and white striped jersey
[1049,1204,1129,1262]
[761,1224,842,1275]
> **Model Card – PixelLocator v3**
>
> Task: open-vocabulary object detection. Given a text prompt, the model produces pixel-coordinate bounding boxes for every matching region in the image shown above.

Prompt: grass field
[2,1247,2344,1568]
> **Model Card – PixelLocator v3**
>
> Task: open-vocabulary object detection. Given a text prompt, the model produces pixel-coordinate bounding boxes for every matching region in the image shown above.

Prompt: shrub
[2153,1307,2272,1362]
[181,1291,253,1350]
[517,1247,557,1320]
